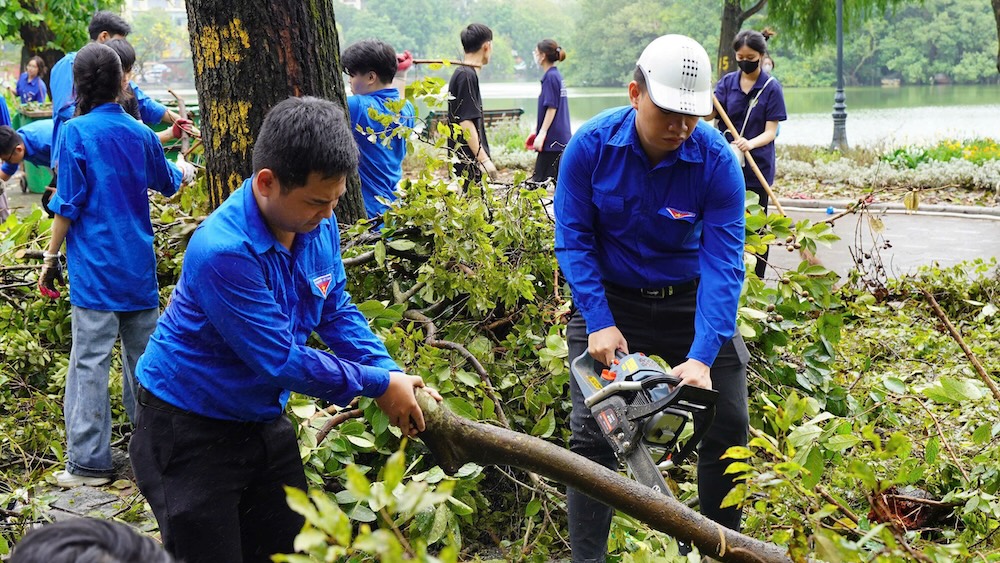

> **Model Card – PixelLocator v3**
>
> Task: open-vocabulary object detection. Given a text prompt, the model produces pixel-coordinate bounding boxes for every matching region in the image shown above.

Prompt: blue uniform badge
[663,207,696,220]
[312,273,332,298]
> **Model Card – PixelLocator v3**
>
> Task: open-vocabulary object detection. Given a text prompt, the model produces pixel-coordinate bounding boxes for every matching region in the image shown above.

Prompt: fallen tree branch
[919,287,1000,403]
[416,391,792,563]
[343,250,376,268]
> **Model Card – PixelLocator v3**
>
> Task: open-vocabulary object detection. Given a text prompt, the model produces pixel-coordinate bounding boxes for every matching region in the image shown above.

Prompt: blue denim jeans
[65,306,158,477]
[566,284,749,562]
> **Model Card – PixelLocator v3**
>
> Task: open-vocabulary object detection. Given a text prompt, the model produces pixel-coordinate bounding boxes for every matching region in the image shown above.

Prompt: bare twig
[919,287,1000,403]
[315,408,365,445]
[403,309,509,429]
[904,395,971,482]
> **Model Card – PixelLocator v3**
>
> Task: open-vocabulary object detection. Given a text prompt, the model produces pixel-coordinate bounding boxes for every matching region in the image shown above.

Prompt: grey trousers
[65,306,158,477]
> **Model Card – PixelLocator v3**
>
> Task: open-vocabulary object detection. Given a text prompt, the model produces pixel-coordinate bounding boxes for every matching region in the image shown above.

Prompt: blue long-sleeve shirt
[554,107,746,365]
[347,88,415,218]
[1,119,53,177]
[49,103,177,311]
[136,178,398,422]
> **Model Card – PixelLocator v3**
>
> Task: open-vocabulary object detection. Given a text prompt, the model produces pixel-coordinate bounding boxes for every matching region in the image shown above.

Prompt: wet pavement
[765,203,1000,279]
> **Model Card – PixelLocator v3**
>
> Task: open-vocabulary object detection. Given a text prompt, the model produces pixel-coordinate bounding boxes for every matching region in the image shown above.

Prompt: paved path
[769,203,1000,279]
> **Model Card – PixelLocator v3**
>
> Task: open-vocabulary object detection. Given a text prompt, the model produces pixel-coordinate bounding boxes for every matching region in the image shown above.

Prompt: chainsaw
[571,350,718,497]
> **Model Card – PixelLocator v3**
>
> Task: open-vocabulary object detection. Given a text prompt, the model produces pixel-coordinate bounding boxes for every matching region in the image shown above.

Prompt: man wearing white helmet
[555,34,748,560]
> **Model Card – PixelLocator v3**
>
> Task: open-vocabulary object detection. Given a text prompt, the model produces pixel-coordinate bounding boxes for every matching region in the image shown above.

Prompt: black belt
[605,278,699,299]
[137,386,190,415]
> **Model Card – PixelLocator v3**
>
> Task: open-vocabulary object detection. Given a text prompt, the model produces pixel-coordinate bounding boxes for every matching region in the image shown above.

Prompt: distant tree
[993,0,1000,72]
[185,0,364,222]
[0,0,123,80]
[130,9,190,82]
[717,0,908,78]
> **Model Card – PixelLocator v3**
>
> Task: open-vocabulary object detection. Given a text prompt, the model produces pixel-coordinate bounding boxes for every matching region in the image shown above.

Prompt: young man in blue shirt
[342,39,416,219]
[129,96,439,563]
[555,35,749,561]
[0,120,54,220]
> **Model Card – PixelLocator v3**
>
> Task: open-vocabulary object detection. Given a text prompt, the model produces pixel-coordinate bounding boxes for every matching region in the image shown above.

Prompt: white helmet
[636,35,713,116]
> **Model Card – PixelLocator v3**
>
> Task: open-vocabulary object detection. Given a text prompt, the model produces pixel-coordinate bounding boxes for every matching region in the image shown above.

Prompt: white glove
[176,158,196,185]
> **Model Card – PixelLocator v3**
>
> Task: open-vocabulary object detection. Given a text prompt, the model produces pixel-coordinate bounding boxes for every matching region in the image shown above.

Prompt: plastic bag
[729,142,745,167]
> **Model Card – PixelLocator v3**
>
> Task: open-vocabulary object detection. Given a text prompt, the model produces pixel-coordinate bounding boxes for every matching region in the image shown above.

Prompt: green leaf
[802,446,825,489]
[825,434,861,452]
[288,398,316,419]
[386,239,416,251]
[382,448,406,491]
[348,503,377,523]
[720,446,753,460]
[443,397,478,419]
[374,240,386,265]
[973,423,992,445]
[346,435,375,449]
[525,498,542,517]
[427,502,450,545]
[883,376,906,394]
[284,486,320,522]
[530,409,555,438]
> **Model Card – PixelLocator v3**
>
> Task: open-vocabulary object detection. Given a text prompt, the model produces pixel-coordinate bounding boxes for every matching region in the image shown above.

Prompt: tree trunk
[185,0,365,223]
[716,0,769,79]
[415,391,792,563]
[18,16,63,84]
[993,0,1000,74]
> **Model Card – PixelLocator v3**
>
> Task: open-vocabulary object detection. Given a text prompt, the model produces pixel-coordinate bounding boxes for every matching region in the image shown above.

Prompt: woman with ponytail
[40,42,180,489]
[530,39,572,183]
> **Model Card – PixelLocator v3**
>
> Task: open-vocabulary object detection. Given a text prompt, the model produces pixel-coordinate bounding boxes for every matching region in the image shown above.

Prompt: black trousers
[532,151,562,183]
[129,389,307,563]
[566,284,749,562]
[748,184,770,278]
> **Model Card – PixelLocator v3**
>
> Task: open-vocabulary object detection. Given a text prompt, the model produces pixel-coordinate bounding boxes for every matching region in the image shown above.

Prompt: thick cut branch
[415,391,791,563]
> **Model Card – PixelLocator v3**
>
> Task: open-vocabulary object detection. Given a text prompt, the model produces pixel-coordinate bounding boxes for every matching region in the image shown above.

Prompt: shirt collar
[607,107,705,167]
[242,177,282,254]
[241,175,323,255]
[90,102,126,114]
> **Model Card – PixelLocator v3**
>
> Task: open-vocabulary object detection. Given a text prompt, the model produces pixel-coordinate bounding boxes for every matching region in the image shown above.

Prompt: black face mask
[738,59,760,74]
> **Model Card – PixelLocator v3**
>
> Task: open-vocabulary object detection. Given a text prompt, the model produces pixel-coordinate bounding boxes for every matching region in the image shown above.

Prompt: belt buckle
[640,287,667,299]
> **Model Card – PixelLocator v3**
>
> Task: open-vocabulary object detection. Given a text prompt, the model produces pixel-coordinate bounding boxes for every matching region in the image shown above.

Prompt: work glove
[39,251,65,299]
[171,118,194,139]
[176,155,196,185]
[396,50,413,72]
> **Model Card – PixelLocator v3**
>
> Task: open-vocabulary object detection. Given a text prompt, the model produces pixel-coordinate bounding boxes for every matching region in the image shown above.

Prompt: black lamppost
[830,0,848,151]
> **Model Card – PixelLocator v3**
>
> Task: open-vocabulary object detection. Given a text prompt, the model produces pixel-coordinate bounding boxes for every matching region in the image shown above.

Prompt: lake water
[480,82,1000,148]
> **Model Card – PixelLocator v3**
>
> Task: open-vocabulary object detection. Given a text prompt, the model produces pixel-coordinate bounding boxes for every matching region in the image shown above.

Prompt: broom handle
[712,95,786,216]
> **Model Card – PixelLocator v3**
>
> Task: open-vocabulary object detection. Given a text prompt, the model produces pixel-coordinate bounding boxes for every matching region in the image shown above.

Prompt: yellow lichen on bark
[194,18,251,75]
[227,172,244,194]
[208,100,253,157]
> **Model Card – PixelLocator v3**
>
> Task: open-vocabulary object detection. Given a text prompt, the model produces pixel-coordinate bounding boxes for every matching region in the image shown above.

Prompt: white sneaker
[53,470,112,488]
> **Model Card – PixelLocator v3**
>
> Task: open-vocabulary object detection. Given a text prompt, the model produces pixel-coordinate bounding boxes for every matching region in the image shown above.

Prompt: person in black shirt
[448,23,496,186]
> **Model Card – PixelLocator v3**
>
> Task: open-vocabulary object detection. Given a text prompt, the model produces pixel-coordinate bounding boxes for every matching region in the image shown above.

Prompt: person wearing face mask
[707,28,786,279]
[761,53,775,75]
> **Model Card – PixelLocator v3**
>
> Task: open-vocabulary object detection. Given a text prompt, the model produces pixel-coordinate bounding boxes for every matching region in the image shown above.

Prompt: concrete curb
[778,198,1000,219]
